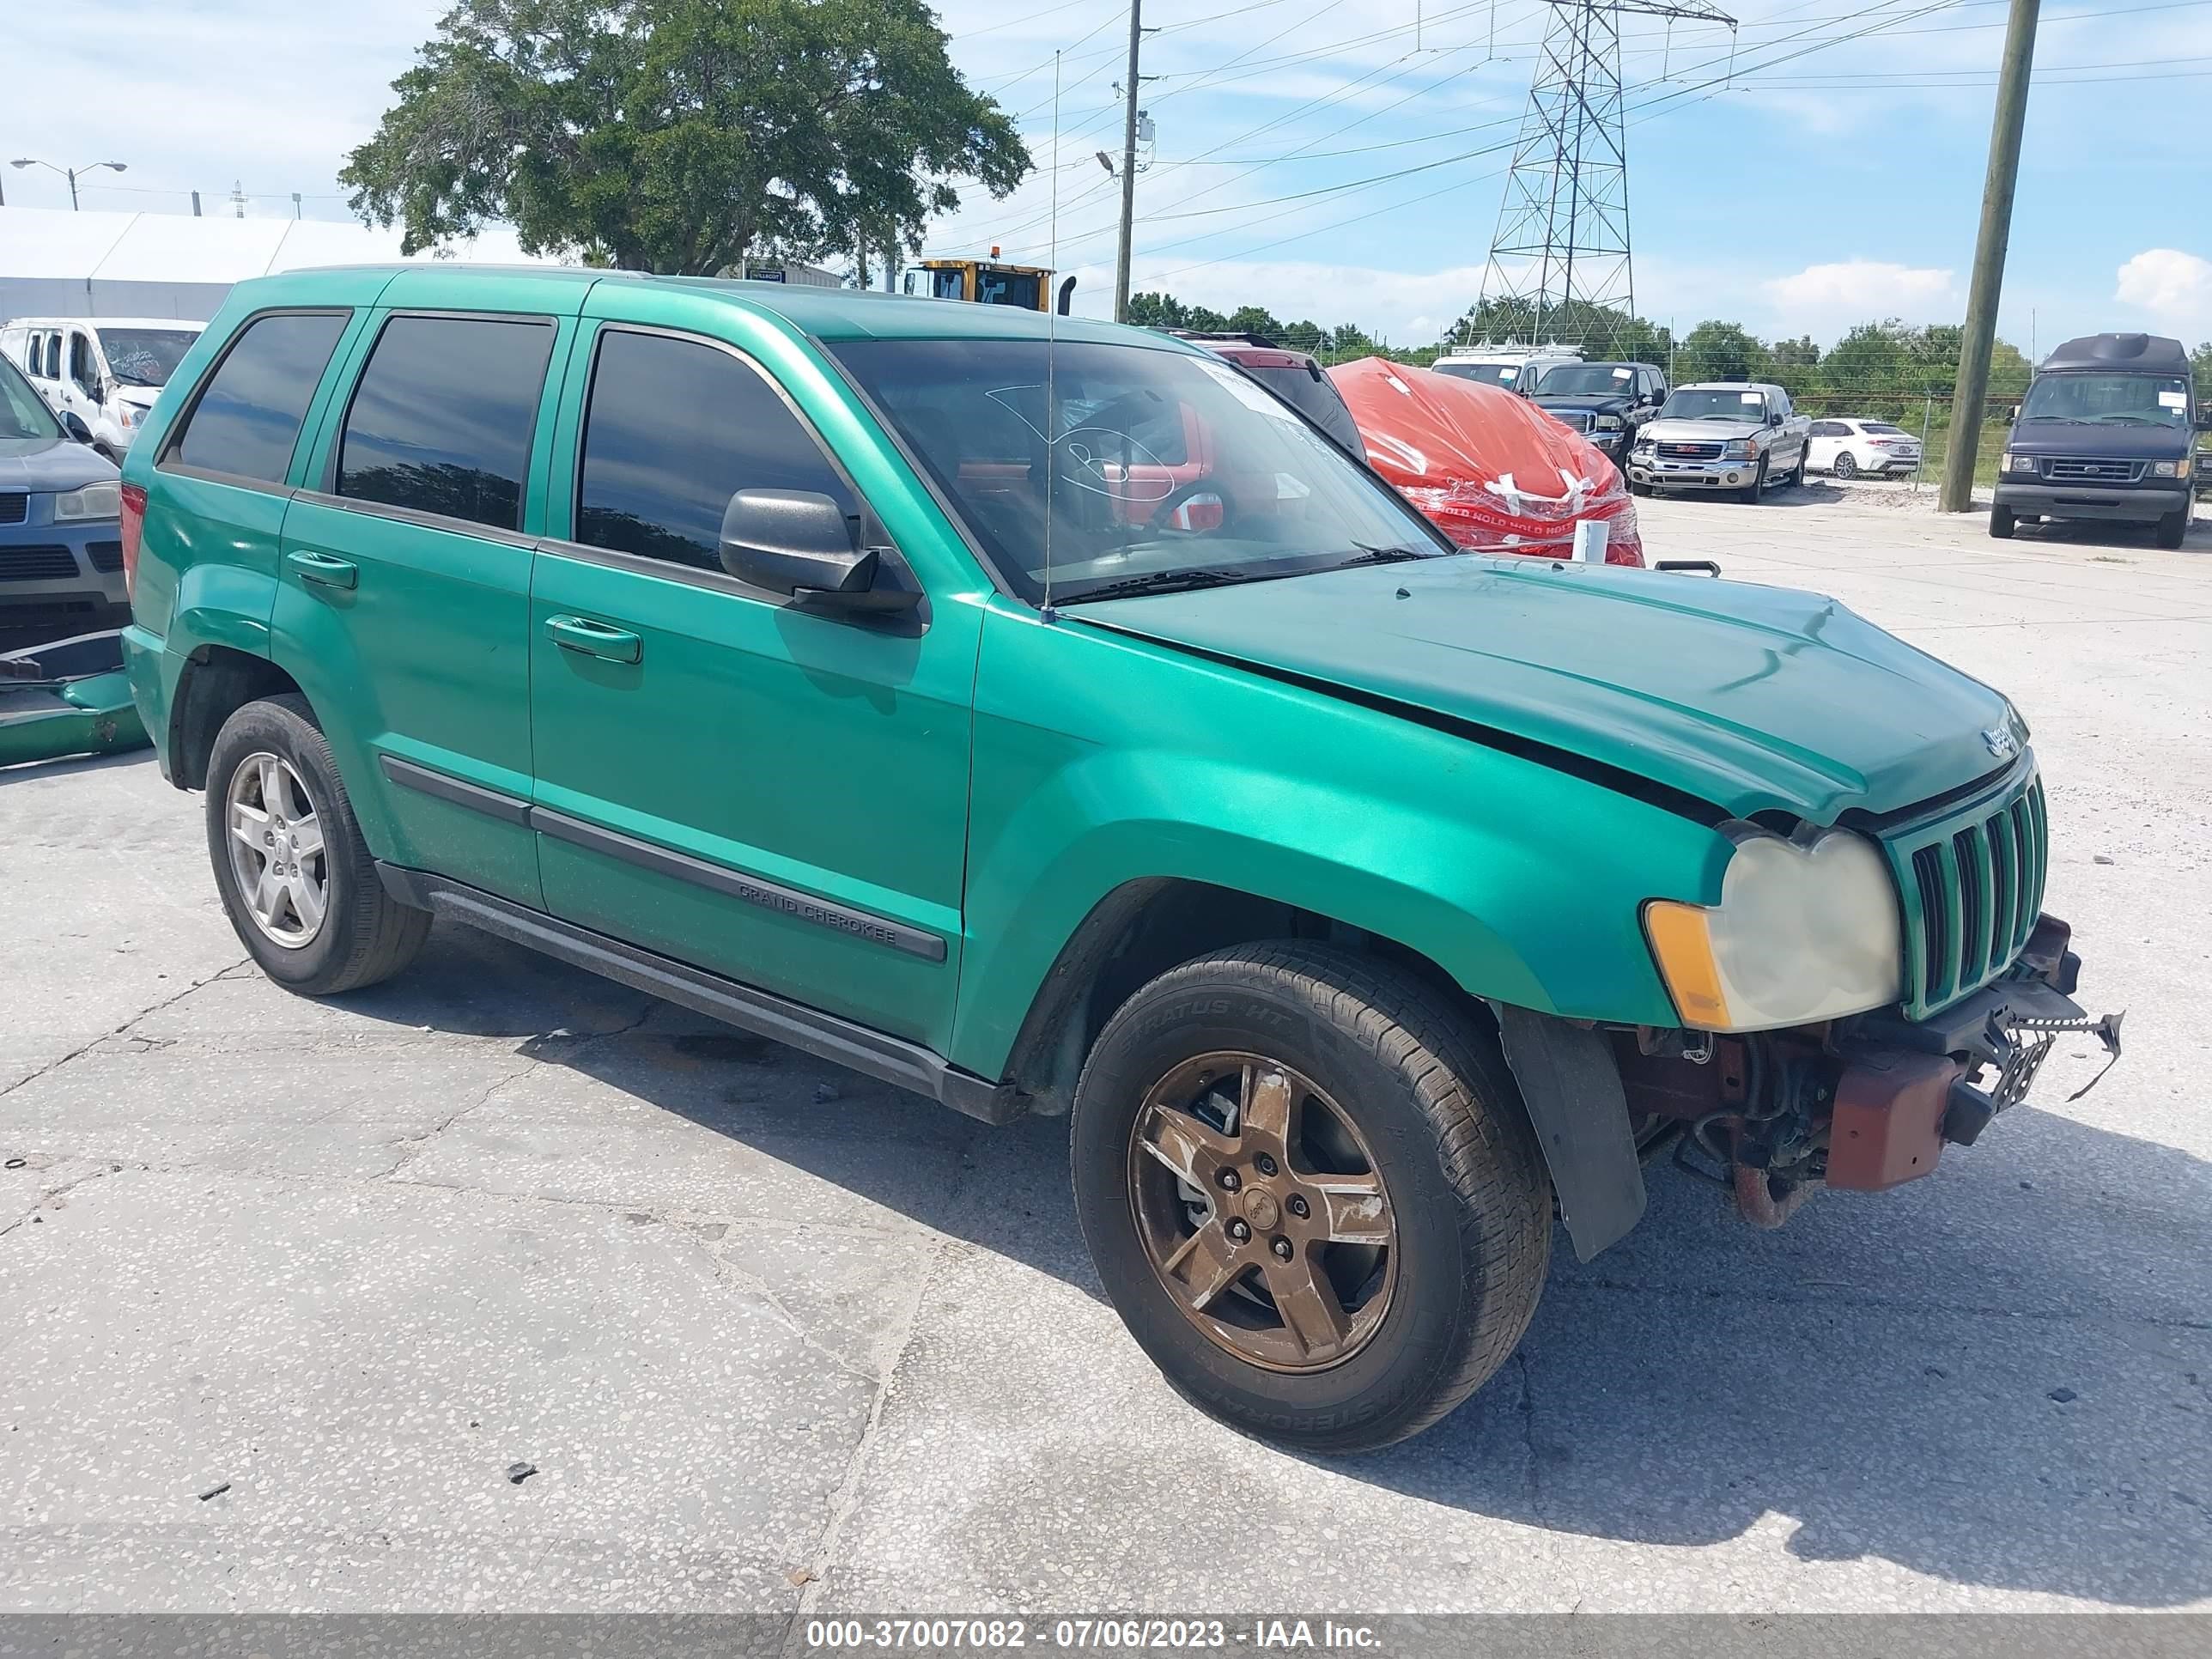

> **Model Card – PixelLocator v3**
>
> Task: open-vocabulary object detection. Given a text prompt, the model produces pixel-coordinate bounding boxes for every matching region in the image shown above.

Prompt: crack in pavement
[787,1240,945,1632]
[375,1056,543,1176]
[0,955,251,1106]
[665,1223,883,1389]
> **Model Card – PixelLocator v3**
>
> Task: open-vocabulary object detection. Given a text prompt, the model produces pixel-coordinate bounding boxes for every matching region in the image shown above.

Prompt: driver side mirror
[718,489,917,614]
[1766,411,1784,428]
[60,411,94,446]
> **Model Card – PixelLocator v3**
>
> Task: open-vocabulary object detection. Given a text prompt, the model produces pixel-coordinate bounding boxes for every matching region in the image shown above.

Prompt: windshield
[0,353,64,442]
[94,327,199,388]
[2020,372,2192,427]
[977,270,1042,310]
[1662,387,1767,422]
[831,337,1449,605]
[1534,364,1635,397]
[1432,360,1525,388]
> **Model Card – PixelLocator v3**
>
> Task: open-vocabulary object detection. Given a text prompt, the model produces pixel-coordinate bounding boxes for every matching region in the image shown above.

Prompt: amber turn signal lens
[1644,900,1731,1030]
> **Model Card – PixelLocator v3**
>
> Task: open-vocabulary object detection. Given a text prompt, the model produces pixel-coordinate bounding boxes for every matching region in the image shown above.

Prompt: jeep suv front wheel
[1071,944,1552,1452]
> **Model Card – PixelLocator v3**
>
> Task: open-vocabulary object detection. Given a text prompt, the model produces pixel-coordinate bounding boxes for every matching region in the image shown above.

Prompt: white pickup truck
[1625,382,1812,502]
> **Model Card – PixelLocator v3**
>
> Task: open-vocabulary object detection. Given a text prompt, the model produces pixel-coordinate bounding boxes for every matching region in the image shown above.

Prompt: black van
[1993,333,2205,548]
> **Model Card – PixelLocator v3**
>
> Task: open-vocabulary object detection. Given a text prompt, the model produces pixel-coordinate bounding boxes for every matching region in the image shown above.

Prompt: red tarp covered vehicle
[1327,357,1644,566]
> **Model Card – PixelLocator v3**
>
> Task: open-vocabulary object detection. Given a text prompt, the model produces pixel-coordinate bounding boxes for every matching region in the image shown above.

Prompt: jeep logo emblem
[1983,726,2019,760]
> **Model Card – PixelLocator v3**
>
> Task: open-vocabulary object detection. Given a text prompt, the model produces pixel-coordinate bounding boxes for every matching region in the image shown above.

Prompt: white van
[0,318,206,461]
[1432,341,1583,395]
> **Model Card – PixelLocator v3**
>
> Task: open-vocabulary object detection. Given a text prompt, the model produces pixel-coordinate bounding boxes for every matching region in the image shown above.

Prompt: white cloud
[1761,260,1956,317]
[2114,248,2212,341]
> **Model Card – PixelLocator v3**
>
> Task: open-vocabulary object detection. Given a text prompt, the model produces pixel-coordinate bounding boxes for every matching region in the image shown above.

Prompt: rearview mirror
[718,489,917,613]
[60,411,94,445]
[1766,412,1784,428]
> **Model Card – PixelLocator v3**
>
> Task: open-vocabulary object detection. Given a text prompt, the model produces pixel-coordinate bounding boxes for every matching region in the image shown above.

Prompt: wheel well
[170,646,302,790]
[999,878,1477,1115]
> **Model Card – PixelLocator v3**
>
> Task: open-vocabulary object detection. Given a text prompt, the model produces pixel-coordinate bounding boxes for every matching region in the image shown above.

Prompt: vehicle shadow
[329,921,2212,1607]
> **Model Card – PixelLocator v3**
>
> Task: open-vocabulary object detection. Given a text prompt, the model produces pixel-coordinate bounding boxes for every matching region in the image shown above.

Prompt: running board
[375,863,1023,1125]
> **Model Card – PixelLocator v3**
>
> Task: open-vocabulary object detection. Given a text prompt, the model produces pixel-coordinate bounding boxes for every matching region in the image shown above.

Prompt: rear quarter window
[166,311,350,485]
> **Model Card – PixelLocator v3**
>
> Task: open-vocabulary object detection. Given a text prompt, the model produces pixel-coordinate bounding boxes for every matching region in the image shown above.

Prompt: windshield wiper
[1338,543,1429,566]
[110,372,158,387]
[1058,567,1260,605]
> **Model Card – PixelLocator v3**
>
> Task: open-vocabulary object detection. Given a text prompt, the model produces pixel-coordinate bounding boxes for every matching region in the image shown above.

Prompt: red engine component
[1326,356,1644,566]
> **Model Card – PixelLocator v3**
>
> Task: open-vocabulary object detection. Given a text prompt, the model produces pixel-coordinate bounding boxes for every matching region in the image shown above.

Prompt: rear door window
[574,326,858,573]
[167,311,350,485]
[337,314,556,532]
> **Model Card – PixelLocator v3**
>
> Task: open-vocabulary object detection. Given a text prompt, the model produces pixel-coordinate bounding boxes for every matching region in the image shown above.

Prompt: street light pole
[1113,0,1143,323]
[1940,0,2040,514]
[9,157,128,211]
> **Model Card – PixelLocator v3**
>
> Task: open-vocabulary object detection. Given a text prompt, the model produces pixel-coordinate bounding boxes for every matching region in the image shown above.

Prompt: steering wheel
[1147,479,1238,534]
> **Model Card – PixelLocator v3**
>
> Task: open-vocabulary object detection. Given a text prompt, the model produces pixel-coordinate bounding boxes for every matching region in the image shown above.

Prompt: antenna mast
[1476,0,1735,352]
[1042,50,1062,622]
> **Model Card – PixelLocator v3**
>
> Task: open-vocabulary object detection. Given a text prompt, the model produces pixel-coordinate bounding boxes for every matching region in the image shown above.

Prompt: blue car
[1,350,125,636]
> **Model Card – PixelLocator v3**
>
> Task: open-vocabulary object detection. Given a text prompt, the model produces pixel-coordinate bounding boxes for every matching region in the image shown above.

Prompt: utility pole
[1941,0,2040,513]
[1113,0,1144,323]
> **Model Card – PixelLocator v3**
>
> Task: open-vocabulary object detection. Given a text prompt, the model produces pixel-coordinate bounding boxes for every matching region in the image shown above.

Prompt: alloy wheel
[225,751,329,949]
[1127,1052,1396,1373]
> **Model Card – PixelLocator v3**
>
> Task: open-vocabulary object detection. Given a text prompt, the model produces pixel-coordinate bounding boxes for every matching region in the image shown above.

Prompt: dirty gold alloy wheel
[1128,1051,1396,1372]
[224,750,329,948]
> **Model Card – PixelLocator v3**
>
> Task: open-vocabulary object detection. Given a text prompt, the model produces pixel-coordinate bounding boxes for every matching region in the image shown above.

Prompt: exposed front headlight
[1644,827,1903,1032]
[116,404,137,429]
[1595,414,1624,430]
[2006,453,2037,473]
[1722,439,1759,459]
[2154,458,2191,478]
[53,482,121,521]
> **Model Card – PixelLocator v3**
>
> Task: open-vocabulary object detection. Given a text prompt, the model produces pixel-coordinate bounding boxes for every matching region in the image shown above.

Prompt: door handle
[287,549,358,590]
[544,615,643,664]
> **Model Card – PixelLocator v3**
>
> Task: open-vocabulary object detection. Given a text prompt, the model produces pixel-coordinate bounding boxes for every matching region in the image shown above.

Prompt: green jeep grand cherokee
[119,268,2118,1451]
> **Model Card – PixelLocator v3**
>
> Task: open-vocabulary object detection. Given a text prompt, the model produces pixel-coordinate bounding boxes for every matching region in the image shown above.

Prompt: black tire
[205,694,429,995]
[1071,943,1552,1454]
[1989,505,2016,539]
[1832,451,1858,481]
[1789,444,1810,489]
[2156,507,2188,550]
[1736,458,1767,505]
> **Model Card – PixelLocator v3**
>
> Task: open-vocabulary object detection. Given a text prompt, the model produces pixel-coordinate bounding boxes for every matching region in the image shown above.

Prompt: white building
[0,206,562,324]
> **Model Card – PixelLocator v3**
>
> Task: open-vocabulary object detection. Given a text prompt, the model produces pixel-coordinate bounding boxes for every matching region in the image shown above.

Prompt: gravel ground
[0,489,2206,1616]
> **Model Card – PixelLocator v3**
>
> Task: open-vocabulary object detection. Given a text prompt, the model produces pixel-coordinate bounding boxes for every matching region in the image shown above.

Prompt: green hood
[1084,556,2017,823]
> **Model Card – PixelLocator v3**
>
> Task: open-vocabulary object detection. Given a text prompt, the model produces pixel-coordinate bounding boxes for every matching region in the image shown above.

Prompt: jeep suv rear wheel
[1071,944,1552,1452]
[206,695,429,994]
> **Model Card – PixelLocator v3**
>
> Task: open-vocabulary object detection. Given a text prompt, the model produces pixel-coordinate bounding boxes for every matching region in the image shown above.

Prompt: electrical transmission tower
[1476,0,1735,349]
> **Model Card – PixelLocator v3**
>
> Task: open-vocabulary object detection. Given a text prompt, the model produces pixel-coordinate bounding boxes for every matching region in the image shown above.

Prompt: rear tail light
[119,482,147,602]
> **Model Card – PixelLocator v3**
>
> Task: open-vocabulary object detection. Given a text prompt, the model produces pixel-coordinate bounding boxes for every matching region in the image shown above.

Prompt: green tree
[1126,292,1188,330]
[1676,320,1768,384]
[1225,305,1285,341]
[341,0,1030,274]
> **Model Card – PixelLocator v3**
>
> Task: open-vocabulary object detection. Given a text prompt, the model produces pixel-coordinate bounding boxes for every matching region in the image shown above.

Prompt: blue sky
[9,0,2209,351]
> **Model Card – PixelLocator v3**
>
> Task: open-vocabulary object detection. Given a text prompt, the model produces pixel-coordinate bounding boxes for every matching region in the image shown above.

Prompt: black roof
[2040,332,2190,374]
